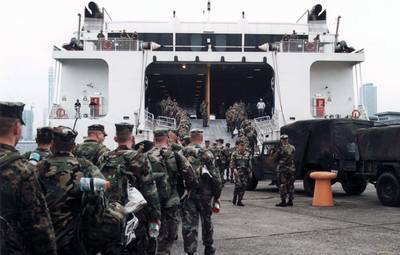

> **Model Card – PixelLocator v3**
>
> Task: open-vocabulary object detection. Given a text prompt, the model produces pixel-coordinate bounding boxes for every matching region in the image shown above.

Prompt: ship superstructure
[50,2,365,147]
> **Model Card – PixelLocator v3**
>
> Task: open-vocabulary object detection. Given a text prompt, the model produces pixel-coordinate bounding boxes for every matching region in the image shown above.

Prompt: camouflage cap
[88,124,107,136]
[53,126,78,143]
[36,127,54,141]
[0,101,25,125]
[190,128,203,135]
[153,128,168,138]
[115,122,134,136]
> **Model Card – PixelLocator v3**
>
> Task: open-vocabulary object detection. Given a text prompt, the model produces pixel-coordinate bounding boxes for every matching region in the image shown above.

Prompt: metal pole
[77,13,81,42]
[334,16,341,46]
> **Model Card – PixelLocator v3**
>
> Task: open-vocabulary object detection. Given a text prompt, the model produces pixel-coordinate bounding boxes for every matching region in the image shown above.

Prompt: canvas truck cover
[357,125,400,161]
[281,119,373,170]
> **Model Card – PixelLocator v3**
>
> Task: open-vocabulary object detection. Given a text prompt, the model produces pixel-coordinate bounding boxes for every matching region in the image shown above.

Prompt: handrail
[155,116,177,129]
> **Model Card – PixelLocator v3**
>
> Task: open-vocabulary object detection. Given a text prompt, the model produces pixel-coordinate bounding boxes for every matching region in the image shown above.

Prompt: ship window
[244,34,308,52]
[176,33,242,52]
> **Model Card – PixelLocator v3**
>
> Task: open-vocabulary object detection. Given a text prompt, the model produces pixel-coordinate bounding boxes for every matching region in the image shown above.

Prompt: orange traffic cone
[310,171,337,207]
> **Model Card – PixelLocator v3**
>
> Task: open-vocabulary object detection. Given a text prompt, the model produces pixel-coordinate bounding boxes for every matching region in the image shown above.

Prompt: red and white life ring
[103,40,113,50]
[306,42,316,52]
[351,109,361,119]
[56,108,66,118]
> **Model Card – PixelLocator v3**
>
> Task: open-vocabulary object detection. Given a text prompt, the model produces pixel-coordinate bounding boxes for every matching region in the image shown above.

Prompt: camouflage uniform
[37,126,123,255]
[98,123,161,255]
[230,149,252,205]
[222,145,232,181]
[0,144,58,255]
[181,134,222,255]
[149,130,197,255]
[276,143,296,203]
[0,101,57,255]
[74,124,110,166]
[200,101,208,127]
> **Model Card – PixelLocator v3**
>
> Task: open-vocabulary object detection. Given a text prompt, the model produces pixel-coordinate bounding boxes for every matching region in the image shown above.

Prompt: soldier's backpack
[99,151,136,205]
[0,152,23,253]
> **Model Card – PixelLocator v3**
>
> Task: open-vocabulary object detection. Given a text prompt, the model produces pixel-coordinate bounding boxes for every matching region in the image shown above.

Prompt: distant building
[375,111,400,125]
[48,66,55,109]
[21,107,34,141]
[359,83,377,117]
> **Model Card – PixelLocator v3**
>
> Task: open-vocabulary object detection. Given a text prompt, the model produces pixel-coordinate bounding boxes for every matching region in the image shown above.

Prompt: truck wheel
[376,172,400,207]
[303,170,315,196]
[246,173,258,191]
[341,177,368,195]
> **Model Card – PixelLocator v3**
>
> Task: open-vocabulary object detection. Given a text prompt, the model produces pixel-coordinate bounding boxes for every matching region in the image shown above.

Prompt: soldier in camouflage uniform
[0,102,57,255]
[37,126,123,255]
[223,143,232,182]
[275,134,296,207]
[200,100,209,127]
[25,126,53,165]
[148,129,197,255]
[98,123,161,255]
[217,139,227,183]
[181,129,222,255]
[74,124,110,166]
[230,140,252,206]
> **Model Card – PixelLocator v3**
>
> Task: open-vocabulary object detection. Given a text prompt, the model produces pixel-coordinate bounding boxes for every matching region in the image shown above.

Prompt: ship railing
[280,39,333,53]
[254,115,280,143]
[49,104,106,120]
[144,110,155,130]
[84,39,143,51]
[155,116,177,130]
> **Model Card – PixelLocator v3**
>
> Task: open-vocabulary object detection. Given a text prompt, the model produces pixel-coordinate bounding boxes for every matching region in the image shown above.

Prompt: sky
[0,0,399,128]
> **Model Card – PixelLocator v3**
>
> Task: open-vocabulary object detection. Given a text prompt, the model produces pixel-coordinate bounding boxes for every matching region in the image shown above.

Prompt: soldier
[98,122,161,255]
[230,140,252,206]
[37,126,123,255]
[223,143,232,182]
[204,140,210,149]
[25,126,54,165]
[0,102,57,255]
[181,129,222,255]
[217,139,227,183]
[74,124,109,166]
[148,129,197,255]
[200,100,209,127]
[275,134,296,207]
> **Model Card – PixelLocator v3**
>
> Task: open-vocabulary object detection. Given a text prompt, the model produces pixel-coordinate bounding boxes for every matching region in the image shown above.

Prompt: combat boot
[205,245,216,255]
[287,199,293,206]
[237,200,244,206]
[232,195,237,205]
[275,199,287,207]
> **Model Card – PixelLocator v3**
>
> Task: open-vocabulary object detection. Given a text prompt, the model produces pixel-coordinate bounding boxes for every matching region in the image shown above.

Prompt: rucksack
[99,152,135,204]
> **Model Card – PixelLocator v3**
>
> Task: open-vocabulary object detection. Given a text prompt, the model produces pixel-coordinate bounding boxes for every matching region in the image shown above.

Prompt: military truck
[356,125,400,206]
[248,119,374,195]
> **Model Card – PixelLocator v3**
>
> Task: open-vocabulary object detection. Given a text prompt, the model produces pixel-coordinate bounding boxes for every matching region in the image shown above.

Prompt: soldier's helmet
[36,127,54,144]
[280,134,289,140]
[53,126,78,144]
[0,101,25,125]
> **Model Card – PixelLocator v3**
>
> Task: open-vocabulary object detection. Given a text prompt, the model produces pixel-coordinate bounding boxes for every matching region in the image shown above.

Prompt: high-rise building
[48,66,55,109]
[21,106,34,141]
[360,83,377,117]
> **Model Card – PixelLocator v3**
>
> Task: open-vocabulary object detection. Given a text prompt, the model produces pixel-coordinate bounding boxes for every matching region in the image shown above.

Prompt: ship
[49,1,366,148]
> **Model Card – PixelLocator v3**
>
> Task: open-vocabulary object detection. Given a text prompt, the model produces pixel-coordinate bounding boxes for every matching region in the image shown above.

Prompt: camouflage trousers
[181,196,216,255]
[157,206,180,255]
[202,116,208,127]
[277,170,295,201]
[234,170,250,200]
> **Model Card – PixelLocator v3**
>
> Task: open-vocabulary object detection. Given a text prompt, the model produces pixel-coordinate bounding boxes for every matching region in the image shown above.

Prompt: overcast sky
[0,0,399,128]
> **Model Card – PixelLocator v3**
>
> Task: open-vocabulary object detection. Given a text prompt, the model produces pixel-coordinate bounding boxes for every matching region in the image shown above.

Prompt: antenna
[207,0,211,21]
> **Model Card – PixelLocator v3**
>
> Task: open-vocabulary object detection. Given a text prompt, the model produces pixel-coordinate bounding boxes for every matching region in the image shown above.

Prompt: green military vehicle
[356,125,400,206]
[248,119,374,196]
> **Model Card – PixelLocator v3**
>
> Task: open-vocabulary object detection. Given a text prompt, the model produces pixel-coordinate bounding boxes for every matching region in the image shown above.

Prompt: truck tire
[376,172,400,207]
[303,170,315,196]
[246,172,258,191]
[341,177,368,195]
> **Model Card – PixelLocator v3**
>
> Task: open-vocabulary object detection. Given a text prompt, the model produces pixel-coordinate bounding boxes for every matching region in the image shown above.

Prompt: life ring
[351,109,361,119]
[56,108,66,118]
[103,40,113,50]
